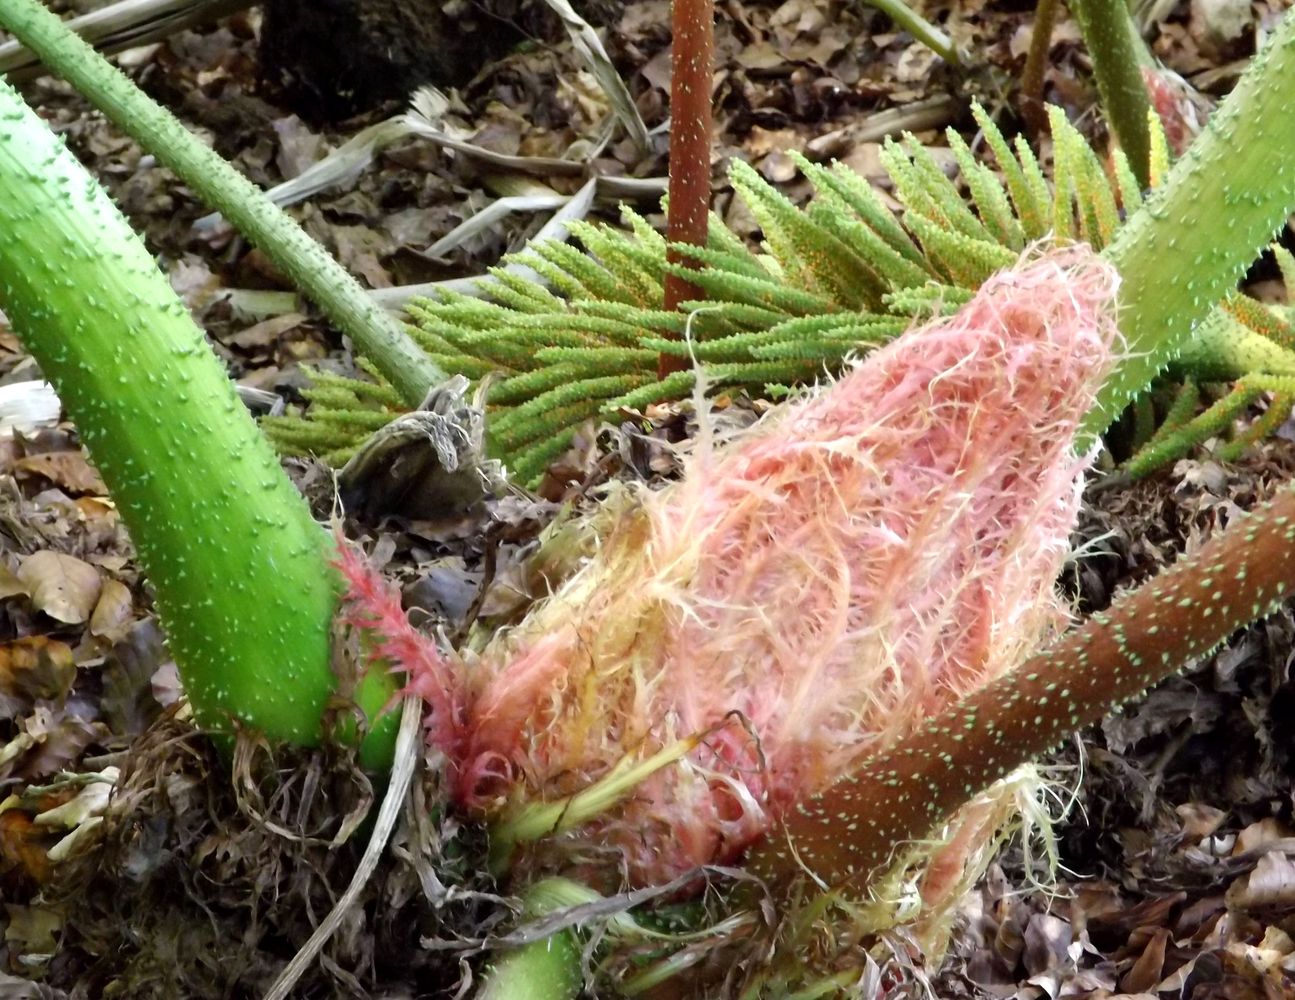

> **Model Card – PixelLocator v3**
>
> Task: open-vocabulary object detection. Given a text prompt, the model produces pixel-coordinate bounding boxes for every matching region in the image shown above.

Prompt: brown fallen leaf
[0,562,27,601]
[1022,912,1072,976]
[1190,0,1254,54]
[13,450,107,495]
[1120,927,1171,993]
[1234,817,1293,855]
[17,551,102,625]
[89,579,135,644]
[1088,891,1187,940]
[1226,850,1295,913]
[0,902,63,967]
[225,311,307,350]
[18,707,103,780]
[1240,925,1295,977]
[1178,801,1228,840]
[73,497,117,521]
[0,636,77,703]
[0,811,55,884]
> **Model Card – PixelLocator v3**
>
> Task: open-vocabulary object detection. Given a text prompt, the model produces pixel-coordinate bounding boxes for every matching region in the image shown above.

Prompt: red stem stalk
[661,0,715,379]
[1020,0,1058,138]
[748,483,1295,886]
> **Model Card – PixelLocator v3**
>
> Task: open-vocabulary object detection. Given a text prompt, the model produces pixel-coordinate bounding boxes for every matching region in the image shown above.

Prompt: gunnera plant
[341,13,1295,989]
[336,244,1122,986]
[463,245,1120,887]
[4,0,1295,993]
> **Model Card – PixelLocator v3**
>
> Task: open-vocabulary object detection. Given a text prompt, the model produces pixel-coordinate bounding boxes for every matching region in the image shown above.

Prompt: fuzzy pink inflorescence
[333,535,466,758]
[452,245,1124,885]
[342,246,1123,889]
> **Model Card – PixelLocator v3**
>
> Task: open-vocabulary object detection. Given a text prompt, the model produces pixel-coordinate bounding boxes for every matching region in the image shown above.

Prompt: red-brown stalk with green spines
[661,0,715,379]
[747,483,1295,887]
[1020,0,1059,137]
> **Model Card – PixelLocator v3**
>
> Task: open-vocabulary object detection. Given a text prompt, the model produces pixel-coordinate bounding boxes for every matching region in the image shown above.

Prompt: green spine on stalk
[0,0,441,408]
[0,80,399,768]
[1086,10,1295,439]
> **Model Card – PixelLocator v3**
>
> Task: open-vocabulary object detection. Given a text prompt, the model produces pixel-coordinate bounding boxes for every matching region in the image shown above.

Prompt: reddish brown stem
[748,483,1295,887]
[1020,0,1058,138]
[661,0,715,379]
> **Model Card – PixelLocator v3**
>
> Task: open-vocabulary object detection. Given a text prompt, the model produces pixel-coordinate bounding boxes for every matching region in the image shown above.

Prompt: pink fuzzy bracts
[460,246,1122,886]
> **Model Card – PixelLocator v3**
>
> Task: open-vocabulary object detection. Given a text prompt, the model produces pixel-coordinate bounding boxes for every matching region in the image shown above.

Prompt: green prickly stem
[0,0,441,408]
[476,879,588,1000]
[0,80,399,768]
[1216,388,1295,461]
[1069,0,1153,188]
[1089,9,1295,440]
[1172,310,1295,381]
[477,934,580,1000]
[1124,372,1295,478]
[864,0,959,65]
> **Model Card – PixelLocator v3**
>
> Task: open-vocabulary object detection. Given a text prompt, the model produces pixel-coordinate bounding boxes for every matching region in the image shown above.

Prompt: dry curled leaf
[1226,851,1295,913]
[16,552,102,625]
[1121,927,1171,993]
[89,579,134,644]
[0,563,27,601]
[0,637,76,704]
[0,811,55,884]
[1234,818,1293,855]
[13,451,107,496]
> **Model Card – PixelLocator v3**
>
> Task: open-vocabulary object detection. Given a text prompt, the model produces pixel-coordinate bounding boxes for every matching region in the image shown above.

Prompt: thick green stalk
[477,933,580,1000]
[0,79,399,768]
[0,0,441,408]
[1085,9,1295,439]
[476,880,585,1000]
[1070,0,1153,187]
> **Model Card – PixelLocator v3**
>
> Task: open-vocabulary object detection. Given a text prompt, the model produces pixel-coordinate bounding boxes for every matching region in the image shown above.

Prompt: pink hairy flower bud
[454,245,1124,887]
